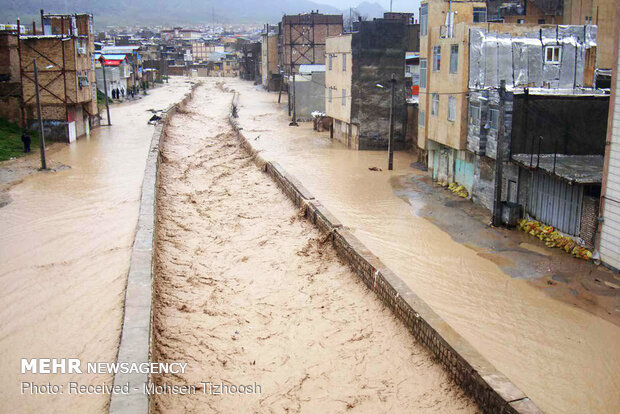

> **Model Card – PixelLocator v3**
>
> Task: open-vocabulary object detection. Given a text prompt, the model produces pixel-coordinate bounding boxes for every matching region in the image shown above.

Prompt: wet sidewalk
[228,78,620,414]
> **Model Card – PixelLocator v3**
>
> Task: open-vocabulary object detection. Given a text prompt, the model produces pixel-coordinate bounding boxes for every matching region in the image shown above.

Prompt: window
[342,89,346,106]
[449,45,458,74]
[432,46,441,71]
[419,59,427,88]
[489,108,499,130]
[342,53,346,71]
[420,4,428,36]
[328,87,332,103]
[468,102,480,125]
[419,110,425,126]
[538,19,546,24]
[473,8,487,23]
[328,54,333,70]
[448,96,456,121]
[545,46,562,64]
[517,19,525,24]
[431,94,439,116]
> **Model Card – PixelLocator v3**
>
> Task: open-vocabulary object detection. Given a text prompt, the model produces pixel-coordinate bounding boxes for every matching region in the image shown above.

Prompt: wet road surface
[0,79,192,413]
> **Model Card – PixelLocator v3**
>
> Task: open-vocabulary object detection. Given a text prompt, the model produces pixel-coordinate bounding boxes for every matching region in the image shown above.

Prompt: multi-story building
[598,1,620,268]
[325,15,413,150]
[260,25,279,90]
[17,12,98,142]
[419,0,606,246]
[280,12,343,75]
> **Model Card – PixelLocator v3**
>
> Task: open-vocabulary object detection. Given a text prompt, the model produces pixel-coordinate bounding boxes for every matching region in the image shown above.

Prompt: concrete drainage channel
[108,84,199,414]
[229,93,541,414]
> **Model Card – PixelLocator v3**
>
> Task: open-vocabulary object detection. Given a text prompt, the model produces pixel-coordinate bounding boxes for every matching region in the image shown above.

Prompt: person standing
[21,131,31,153]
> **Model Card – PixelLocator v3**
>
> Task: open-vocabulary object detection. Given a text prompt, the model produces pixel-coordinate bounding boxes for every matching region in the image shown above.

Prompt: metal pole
[388,74,396,170]
[33,59,47,170]
[101,62,111,125]
[492,80,506,227]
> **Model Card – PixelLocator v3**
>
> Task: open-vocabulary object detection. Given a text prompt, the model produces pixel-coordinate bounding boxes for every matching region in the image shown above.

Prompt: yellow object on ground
[516,219,591,260]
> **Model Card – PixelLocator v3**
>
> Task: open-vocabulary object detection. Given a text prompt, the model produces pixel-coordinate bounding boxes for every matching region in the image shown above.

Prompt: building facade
[325,16,411,150]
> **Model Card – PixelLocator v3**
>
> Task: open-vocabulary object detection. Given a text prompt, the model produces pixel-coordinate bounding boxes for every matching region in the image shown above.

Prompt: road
[0,78,192,413]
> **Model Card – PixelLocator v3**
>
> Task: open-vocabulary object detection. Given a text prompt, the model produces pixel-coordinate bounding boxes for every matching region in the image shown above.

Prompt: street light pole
[101,62,111,125]
[290,71,298,126]
[33,59,47,170]
[388,73,396,171]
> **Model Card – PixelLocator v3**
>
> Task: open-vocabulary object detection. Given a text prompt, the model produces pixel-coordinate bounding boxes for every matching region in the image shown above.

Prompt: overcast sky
[320,0,421,17]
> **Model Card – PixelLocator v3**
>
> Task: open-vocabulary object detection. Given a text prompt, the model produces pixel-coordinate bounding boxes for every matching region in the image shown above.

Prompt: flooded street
[0,79,191,413]
[227,78,620,414]
[151,79,477,413]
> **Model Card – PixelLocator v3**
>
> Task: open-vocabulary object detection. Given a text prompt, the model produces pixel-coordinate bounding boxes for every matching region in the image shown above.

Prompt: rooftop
[511,154,604,184]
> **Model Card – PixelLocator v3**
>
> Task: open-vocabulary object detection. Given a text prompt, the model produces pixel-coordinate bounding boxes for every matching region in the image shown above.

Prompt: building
[260,25,279,91]
[95,54,131,99]
[0,30,22,124]
[325,15,412,150]
[487,1,616,86]
[17,12,98,142]
[280,12,343,75]
[419,0,605,246]
[292,64,326,121]
[239,42,261,81]
[598,1,620,268]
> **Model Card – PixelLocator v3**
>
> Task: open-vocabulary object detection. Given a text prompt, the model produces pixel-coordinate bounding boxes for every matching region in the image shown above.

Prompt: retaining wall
[108,83,199,414]
[229,103,542,414]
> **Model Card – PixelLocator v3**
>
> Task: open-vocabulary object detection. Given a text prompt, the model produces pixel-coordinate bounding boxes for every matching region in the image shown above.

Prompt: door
[528,171,583,236]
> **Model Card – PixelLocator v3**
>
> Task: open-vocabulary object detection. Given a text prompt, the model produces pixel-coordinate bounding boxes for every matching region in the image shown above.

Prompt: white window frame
[419,109,425,126]
[468,102,481,125]
[448,96,456,121]
[342,53,346,71]
[341,89,346,106]
[431,93,439,116]
[328,54,333,70]
[544,46,562,64]
[419,59,427,89]
[328,87,332,103]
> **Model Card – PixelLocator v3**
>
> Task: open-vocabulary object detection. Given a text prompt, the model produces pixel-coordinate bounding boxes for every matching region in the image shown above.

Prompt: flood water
[151,80,477,413]
[0,79,191,413]
[229,78,620,414]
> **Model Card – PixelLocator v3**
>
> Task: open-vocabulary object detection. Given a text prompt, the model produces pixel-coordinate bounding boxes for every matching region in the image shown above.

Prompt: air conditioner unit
[77,46,87,55]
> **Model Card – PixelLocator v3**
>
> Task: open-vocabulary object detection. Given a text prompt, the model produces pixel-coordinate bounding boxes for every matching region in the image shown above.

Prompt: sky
[319,0,421,16]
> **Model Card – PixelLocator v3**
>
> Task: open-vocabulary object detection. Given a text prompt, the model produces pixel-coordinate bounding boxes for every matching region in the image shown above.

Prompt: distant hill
[0,0,349,28]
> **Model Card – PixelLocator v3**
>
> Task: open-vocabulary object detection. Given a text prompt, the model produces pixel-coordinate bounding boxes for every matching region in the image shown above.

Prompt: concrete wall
[350,18,409,150]
[261,34,279,89]
[294,72,325,121]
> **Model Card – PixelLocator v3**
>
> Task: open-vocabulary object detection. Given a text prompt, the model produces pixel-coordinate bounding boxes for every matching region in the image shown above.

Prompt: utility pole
[492,80,506,227]
[388,73,396,170]
[33,59,47,170]
[101,62,111,125]
[289,72,298,126]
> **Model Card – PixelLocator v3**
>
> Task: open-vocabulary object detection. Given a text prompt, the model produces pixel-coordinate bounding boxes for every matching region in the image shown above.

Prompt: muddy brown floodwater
[223,78,620,414]
[0,78,191,413]
[151,79,478,413]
